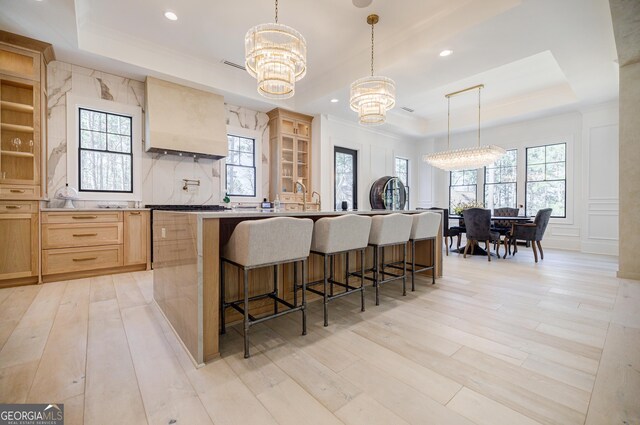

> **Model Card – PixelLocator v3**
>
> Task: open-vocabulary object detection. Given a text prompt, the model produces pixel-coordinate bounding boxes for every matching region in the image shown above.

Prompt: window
[78,108,133,193]
[225,134,256,197]
[395,157,409,210]
[67,95,142,201]
[395,157,409,186]
[484,149,517,210]
[449,169,477,214]
[335,147,357,210]
[526,143,566,217]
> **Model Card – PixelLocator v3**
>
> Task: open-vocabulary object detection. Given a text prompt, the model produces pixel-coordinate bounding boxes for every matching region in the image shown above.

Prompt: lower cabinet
[0,201,38,283]
[41,210,149,282]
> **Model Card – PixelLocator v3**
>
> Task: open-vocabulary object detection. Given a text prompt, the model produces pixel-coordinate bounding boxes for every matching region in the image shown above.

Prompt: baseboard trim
[617,270,640,281]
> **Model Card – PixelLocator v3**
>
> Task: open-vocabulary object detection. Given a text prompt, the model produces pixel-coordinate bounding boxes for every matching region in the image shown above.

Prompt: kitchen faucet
[295,180,307,211]
[311,191,321,208]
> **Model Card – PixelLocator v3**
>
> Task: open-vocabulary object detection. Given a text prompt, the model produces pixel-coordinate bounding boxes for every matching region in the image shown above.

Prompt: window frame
[66,94,142,202]
[525,142,567,218]
[221,126,262,203]
[394,157,409,210]
[77,108,134,194]
[449,169,477,214]
[225,134,256,198]
[483,149,517,210]
[334,146,358,210]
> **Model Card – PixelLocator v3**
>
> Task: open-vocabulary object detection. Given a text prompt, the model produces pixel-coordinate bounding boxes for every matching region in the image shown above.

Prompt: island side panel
[153,211,200,362]
[202,218,220,362]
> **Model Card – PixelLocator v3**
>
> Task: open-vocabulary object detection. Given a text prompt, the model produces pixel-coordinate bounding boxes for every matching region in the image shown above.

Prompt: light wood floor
[0,248,639,425]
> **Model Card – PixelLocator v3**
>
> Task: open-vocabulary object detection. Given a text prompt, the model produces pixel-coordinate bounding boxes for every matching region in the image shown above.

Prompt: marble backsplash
[46,61,269,207]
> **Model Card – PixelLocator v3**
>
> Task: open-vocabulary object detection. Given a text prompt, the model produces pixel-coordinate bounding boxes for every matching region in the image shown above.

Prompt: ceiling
[0,0,619,139]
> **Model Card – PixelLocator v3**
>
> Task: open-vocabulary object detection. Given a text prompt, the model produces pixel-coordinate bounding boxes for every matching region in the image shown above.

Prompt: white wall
[315,115,419,211]
[414,102,619,255]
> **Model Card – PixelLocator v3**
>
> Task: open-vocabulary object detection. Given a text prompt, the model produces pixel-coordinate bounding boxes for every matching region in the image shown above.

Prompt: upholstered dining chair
[427,207,460,255]
[461,208,501,261]
[504,208,552,262]
[493,207,519,235]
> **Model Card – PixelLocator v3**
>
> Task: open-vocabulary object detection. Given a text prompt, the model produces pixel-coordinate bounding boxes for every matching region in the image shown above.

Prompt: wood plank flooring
[0,249,639,425]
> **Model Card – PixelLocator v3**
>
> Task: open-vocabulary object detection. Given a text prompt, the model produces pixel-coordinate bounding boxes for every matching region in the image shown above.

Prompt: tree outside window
[226,135,256,197]
[484,149,517,210]
[449,169,477,214]
[526,143,566,217]
[78,108,132,193]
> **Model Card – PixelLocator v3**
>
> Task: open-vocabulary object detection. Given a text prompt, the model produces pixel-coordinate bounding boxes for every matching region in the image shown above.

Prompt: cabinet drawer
[284,203,302,211]
[0,201,37,213]
[280,193,303,202]
[0,185,39,199]
[42,211,122,224]
[42,223,123,249]
[42,245,123,275]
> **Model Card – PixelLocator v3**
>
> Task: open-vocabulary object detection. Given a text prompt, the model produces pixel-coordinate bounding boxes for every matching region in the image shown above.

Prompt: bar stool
[220,217,313,358]
[303,215,372,326]
[408,212,441,290]
[365,213,413,306]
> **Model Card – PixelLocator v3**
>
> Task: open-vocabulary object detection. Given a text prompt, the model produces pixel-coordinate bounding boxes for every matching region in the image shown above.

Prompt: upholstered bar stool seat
[408,212,441,289]
[221,217,313,358]
[305,215,372,326]
[362,213,413,305]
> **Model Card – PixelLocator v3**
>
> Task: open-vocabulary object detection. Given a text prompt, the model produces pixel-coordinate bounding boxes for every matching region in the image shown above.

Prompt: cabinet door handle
[5,205,21,209]
[9,189,25,193]
[72,257,97,262]
[130,211,141,215]
[73,233,98,237]
[72,215,98,219]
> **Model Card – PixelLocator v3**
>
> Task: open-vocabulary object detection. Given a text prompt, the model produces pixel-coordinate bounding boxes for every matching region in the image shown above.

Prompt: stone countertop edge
[155,209,435,219]
[40,207,151,211]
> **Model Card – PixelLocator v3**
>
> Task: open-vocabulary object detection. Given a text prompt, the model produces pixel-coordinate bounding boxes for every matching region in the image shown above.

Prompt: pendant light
[423,84,505,171]
[349,14,396,126]
[245,0,307,99]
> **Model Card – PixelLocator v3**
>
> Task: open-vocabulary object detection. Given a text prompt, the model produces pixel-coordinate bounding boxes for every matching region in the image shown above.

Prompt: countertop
[153,209,435,219]
[41,207,151,211]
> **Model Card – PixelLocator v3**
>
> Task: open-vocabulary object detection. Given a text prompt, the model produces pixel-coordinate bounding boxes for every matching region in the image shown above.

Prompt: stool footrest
[225,295,303,327]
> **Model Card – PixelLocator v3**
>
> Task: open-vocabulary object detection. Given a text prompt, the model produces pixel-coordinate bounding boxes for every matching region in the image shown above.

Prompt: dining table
[449,215,534,256]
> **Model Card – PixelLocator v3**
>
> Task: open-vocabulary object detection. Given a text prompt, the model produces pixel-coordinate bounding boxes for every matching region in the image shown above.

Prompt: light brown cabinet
[0,202,38,283]
[267,108,316,211]
[0,31,53,287]
[41,210,149,282]
[124,211,148,266]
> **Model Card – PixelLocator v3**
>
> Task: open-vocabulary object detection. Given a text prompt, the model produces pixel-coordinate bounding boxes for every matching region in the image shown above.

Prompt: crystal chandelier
[245,0,307,99]
[423,84,505,171]
[350,14,396,126]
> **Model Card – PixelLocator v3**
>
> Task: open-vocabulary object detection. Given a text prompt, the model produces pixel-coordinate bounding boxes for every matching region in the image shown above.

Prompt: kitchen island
[152,209,443,366]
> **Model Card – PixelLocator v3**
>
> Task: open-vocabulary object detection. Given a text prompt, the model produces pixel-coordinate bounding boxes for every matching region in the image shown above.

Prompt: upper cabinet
[0,31,54,200]
[267,108,313,201]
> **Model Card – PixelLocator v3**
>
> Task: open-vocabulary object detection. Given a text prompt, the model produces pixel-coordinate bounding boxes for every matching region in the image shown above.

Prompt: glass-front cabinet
[268,108,315,211]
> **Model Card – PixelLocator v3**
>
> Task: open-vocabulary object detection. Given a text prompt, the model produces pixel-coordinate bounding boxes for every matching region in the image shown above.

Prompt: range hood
[145,77,228,159]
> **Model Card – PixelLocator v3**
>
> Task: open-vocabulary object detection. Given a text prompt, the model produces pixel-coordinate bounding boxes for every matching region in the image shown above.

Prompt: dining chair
[493,207,519,234]
[461,208,501,262]
[504,208,552,262]
[427,207,460,255]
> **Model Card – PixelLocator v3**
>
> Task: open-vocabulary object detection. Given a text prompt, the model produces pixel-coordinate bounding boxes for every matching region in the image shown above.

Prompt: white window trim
[221,126,262,203]
[66,93,143,202]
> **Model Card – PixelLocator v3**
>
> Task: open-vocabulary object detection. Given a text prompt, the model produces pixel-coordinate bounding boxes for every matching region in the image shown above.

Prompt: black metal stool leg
[273,264,278,314]
[330,255,334,297]
[323,254,329,327]
[402,243,407,296]
[345,251,350,292]
[360,249,365,312]
[432,238,436,284]
[411,239,416,292]
[301,260,307,335]
[243,268,250,359]
[293,261,298,308]
[374,246,380,306]
[220,260,226,334]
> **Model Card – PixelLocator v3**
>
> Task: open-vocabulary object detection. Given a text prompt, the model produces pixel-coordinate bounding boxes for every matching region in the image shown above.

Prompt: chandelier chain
[370,22,375,76]
[275,0,278,23]
[478,86,481,147]
[447,96,451,150]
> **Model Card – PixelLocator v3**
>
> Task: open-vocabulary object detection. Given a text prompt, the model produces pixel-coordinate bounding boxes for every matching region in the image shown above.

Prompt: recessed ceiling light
[439,49,453,57]
[330,98,339,103]
[164,10,178,21]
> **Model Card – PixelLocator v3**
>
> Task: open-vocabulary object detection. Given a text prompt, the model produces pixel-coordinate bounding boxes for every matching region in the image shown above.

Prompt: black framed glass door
[334,147,358,210]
